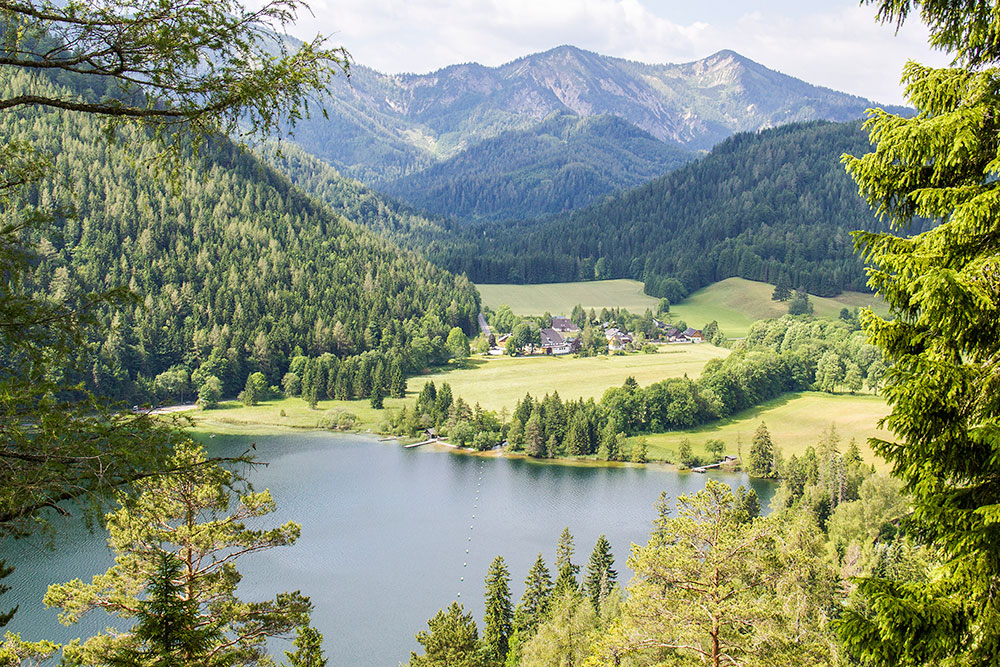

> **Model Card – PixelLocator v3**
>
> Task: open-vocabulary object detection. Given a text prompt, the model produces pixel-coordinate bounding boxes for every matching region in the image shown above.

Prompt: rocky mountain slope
[291,45,906,186]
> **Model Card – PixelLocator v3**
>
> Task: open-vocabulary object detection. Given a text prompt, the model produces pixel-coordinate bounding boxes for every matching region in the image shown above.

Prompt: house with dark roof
[540,327,571,355]
[550,316,580,334]
[683,327,704,342]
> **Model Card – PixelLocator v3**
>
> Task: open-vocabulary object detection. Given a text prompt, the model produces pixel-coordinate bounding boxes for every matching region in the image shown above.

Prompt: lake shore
[179,397,692,470]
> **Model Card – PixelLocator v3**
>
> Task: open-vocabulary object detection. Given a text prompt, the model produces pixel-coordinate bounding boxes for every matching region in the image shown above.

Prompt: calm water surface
[4,432,773,666]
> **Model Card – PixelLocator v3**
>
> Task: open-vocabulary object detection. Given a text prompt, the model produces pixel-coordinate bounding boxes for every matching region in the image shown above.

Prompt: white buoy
[466,549,469,553]
[464,563,467,567]
[460,577,464,581]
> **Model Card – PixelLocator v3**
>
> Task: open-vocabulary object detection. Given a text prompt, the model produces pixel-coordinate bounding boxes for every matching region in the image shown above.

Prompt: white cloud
[271,0,952,105]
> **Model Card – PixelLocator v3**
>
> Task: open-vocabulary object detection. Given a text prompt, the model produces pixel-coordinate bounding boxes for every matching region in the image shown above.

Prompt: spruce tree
[513,554,553,635]
[747,422,775,478]
[524,411,545,458]
[771,275,792,301]
[113,552,217,666]
[653,490,672,540]
[553,527,580,594]
[564,412,587,456]
[409,602,484,667]
[832,2,1000,662]
[482,556,513,666]
[583,535,617,611]
[390,360,407,399]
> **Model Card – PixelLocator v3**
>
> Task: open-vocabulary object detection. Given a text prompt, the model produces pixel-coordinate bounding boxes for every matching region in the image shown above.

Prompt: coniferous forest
[1,69,479,403]
[3,0,1000,666]
[424,120,924,298]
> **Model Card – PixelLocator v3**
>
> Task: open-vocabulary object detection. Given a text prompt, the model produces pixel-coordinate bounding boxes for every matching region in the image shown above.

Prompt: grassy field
[476,277,888,338]
[632,391,890,470]
[477,279,660,316]
[408,344,729,412]
[669,278,889,338]
[184,396,408,436]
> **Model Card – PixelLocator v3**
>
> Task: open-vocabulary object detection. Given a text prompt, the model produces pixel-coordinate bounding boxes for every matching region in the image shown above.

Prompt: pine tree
[482,556,513,666]
[513,554,553,635]
[583,535,617,611]
[44,442,316,665]
[553,527,580,595]
[747,422,775,478]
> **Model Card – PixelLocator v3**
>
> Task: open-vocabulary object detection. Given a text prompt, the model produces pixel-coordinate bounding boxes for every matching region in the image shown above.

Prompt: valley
[4,3,979,665]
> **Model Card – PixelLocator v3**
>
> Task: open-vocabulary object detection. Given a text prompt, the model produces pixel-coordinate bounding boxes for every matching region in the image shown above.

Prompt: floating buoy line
[459,459,486,600]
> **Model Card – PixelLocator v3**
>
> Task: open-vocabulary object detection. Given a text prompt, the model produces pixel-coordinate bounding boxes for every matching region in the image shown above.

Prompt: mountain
[2,68,479,401]
[420,121,930,298]
[291,45,908,187]
[377,111,695,221]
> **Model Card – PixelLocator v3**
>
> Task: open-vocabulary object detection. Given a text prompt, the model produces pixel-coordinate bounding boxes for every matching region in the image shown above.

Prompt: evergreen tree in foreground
[583,535,617,611]
[482,556,513,666]
[832,1,1000,663]
[111,552,218,666]
[44,442,317,665]
[513,554,553,636]
[409,602,485,667]
[553,527,580,595]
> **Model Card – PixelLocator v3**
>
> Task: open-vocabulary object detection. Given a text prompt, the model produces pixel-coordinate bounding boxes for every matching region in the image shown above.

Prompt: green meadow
[407,344,729,412]
[477,279,659,316]
[631,391,890,470]
[185,397,408,436]
[477,277,888,338]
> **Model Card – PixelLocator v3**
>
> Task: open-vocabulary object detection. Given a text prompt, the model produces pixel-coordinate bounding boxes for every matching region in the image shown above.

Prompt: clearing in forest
[634,391,890,469]
[408,344,729,412]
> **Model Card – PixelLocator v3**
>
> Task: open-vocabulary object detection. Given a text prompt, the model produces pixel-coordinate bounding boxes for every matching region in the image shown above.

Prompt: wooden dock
[404,438,439,448]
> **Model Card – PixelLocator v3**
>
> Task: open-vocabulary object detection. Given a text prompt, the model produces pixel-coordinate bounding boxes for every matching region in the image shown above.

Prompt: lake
[3,432,773,666]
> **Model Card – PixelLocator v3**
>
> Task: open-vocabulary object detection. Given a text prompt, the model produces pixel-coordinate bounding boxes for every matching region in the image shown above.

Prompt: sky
[271,0,953,106]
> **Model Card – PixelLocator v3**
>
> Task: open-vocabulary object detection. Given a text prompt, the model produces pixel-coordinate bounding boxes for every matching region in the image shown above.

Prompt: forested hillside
[434,121,919,297]
[379,112,694,221]
[294,45,905,184]
[3,69,479,401]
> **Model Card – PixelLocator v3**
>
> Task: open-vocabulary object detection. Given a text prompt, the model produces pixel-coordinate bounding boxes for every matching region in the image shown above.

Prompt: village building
[664,327,684,342]
[550,316,580,334]
[540,327,572,355]
[684,327,704,342]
